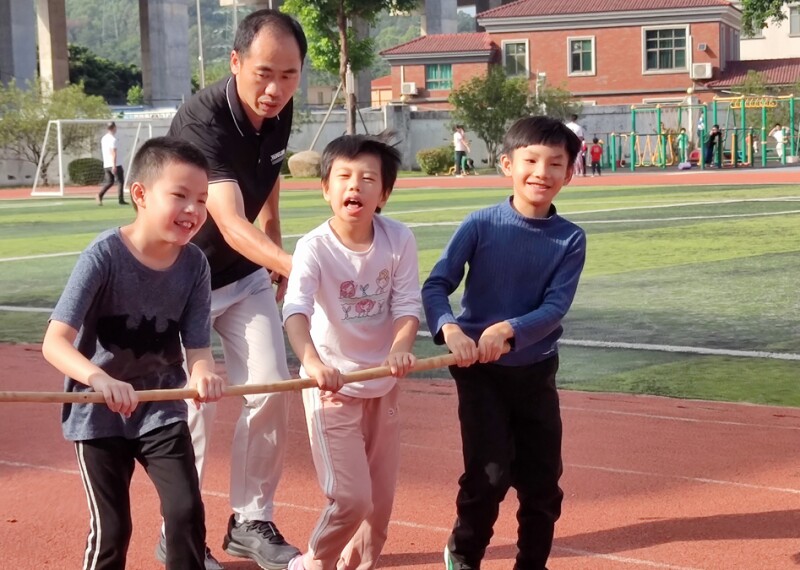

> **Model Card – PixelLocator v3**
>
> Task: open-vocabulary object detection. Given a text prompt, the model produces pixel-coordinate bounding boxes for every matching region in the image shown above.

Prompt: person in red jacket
[589,138,603,177]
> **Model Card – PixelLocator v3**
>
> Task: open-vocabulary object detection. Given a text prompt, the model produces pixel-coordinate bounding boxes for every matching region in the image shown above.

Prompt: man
[97,121,127,205]
[164,9,305,570]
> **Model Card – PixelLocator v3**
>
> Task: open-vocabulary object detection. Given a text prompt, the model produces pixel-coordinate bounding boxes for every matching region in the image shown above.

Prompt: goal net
[31,119,158,197]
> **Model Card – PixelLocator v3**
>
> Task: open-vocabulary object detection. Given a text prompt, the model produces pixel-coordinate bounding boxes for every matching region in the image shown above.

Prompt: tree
[740,0,788,37]
[448,67,531,168]
[69,44,142,105]
[282,0,421,134]
[0,79,109,184]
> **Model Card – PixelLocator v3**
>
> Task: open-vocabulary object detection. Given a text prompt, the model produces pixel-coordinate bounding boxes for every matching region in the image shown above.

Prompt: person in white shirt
[283,133,421,570]
[97,122,128,206]
[564,114,586,176]
[769,123,786,159]
[453,125,471,177]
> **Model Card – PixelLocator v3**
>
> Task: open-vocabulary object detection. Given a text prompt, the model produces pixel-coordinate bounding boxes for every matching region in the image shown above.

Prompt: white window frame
[642,25,690,75]
[502,39,530,78]
[567,36,596,77]
[791,6,800,36]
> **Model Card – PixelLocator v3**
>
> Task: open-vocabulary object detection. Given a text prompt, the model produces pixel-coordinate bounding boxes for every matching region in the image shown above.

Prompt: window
[568,37,595,75]
[644,28,687,71]
[425,64,452,90]
[791,7,800,35]
[502,40,528,77]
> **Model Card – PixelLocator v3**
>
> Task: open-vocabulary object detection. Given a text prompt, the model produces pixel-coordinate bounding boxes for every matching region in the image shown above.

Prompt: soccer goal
[31,119,158,197]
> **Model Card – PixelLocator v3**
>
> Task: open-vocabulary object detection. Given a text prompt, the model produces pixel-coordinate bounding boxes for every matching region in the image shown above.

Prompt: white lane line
[560,339,800,361]
[578,209,800,224]
[0,251,81,263]
[560,406,800,431]
[0,201,66,209]
[569,464,800,495]
[0,305,51,313]
[0,459,701,569]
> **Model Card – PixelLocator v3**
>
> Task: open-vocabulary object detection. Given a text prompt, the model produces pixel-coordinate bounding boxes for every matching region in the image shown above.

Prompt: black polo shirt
[168,76,293,290]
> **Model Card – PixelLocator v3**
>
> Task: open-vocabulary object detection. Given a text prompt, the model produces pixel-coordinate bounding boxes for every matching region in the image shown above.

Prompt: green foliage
[68,44,142,105]
[126,84,144,106]
[369,11,421,78]
[282,0,421,77]
[0,79,109,184]
[68,157,105,185]
[728,70,793,130]
[535,84,583,121]
[740,0,788,37]
[448,67,531,167]
[65,0,142,65]
[457,10,476,32]
[281,151,295,175]
[416,145,452,175]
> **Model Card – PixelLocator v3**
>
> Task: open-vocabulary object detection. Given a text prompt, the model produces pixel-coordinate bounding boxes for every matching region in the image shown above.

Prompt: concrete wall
[0,0,37,87]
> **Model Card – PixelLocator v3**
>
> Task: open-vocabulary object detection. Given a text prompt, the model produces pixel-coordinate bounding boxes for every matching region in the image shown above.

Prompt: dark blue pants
[75,421,206,570]
[448,356,563,570]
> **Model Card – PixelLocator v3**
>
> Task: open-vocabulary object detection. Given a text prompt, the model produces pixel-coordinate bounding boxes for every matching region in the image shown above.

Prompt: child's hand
[306,359,343,393]
[442,324,478,367]
[478,321,514,363]
[385,351,416,378]
[88,373,139,417]
[190,370,226,406]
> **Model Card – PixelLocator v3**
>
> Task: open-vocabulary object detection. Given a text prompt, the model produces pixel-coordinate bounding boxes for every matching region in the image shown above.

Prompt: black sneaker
[222,515,300,570]
[154,533,224,570]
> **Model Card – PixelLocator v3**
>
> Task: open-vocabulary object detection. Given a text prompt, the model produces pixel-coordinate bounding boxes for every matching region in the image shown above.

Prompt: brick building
[380,0,745,107]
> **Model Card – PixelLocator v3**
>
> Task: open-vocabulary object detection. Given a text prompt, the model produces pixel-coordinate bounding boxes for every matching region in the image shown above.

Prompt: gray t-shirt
[51,228,211,441]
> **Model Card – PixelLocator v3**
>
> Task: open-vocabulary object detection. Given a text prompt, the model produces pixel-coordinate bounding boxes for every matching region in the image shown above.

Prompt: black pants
[74,421,206,570]
[455,151,467,174]
[591,161,601,176]
[448,356,563,570]
[98,166,125,203]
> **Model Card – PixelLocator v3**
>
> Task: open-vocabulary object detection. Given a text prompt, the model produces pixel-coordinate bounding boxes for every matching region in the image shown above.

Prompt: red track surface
[1,344,799,569]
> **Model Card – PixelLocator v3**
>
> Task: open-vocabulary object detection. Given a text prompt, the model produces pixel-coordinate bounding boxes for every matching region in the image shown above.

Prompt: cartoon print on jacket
[338,269,390,320]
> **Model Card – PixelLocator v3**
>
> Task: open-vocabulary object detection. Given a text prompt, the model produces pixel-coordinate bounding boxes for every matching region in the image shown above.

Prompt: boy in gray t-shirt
[42,137,225,570]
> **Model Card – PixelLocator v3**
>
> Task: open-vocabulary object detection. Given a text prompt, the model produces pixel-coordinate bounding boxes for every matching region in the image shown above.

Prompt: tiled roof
[707,58,800,88]
[480,0,735,19]
[371,74,392,89]
[380,32,494,56]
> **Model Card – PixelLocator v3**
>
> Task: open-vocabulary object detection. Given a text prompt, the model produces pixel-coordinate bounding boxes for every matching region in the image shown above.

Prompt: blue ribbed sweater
[422,197,586,367]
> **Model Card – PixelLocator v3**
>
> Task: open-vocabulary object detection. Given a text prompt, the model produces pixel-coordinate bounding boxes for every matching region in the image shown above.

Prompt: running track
[1,344,799,569]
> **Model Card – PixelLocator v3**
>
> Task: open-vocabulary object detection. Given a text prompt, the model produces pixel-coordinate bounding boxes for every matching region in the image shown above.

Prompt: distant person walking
[453,125,470,177]
[565,115,586,176]
[97,122,127,206]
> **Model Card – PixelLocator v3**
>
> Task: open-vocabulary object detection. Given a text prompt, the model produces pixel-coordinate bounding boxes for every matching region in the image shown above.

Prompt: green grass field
[2,181,799,406]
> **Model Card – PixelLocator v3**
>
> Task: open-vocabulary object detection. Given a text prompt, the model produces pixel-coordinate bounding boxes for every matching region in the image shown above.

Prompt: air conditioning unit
[691,62,713,80]
[401,82,418,95]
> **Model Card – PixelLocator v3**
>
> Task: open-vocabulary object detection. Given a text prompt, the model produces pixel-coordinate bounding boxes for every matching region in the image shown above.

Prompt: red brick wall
[389,62,491,106]
[387,21,727,106]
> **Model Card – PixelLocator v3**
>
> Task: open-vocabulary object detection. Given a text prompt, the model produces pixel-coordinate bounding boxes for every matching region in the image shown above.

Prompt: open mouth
[176,220,195,231]
[344,197,363,212]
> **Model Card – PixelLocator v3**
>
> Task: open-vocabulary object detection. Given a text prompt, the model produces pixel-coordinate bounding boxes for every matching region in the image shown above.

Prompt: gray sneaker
[222,515,300,570]
[444,545,474,570]
[154,533,224,570]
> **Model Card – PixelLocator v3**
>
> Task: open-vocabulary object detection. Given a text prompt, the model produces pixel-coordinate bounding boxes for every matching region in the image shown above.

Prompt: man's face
[231,27,302,129]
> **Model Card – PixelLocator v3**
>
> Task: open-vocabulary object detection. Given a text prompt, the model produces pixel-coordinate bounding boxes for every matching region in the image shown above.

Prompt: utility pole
[196,0,205,89]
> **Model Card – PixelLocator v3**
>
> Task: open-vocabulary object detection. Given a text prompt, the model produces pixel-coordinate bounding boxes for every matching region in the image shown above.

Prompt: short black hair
[570,114,579,121]
[321,132,402,210]
[502,116,582,168]
[128,137,210,189]
[233,9,307,64]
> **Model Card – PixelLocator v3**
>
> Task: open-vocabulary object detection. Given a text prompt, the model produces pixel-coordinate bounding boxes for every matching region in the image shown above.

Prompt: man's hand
[305,358,343,393]
[478,321,514,363]
[442,323,478,367]
[88,373,139,417]
[385,351,416,378]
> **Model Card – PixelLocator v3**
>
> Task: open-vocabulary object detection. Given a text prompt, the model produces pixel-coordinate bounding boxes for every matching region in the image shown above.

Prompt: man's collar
[225,76,279,137]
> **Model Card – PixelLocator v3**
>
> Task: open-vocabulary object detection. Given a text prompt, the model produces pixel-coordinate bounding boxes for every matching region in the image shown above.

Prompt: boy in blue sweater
[422,116,586,570]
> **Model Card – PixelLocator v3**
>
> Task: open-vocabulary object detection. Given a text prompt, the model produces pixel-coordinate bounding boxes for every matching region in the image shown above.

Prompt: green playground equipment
[628,103,708,171]
[711,95,796,168]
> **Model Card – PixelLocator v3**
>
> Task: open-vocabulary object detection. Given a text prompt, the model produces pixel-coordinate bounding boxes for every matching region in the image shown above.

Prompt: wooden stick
[0,353,458,404]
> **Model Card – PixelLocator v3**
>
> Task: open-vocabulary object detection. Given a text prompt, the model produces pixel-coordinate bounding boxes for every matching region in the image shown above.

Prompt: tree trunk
[337,3,355,134]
